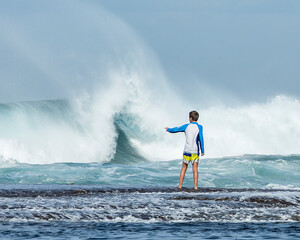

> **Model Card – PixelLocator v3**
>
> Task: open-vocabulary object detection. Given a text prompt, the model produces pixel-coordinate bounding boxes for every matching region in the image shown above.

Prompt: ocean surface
[0,101,300,239]
[1,1,300,238]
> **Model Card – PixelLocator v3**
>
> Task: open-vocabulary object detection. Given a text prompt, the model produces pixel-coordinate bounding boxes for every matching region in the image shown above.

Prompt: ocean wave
[1,95,300,165]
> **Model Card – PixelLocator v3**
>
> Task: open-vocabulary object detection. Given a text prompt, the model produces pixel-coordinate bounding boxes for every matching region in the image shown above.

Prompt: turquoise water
[1,154,299,189]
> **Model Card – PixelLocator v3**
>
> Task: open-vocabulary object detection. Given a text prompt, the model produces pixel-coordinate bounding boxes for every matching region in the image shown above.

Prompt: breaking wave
[0,95,300,165]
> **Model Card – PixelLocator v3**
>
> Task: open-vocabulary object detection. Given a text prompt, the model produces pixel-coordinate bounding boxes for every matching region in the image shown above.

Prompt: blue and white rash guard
[167,122,204,155]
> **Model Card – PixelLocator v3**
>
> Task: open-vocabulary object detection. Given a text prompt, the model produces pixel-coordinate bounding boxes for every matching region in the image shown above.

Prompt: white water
[202,95,300,158]
[1,94,300,164]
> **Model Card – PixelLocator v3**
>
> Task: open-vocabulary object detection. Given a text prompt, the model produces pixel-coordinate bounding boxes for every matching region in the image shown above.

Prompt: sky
[0,0,300,104]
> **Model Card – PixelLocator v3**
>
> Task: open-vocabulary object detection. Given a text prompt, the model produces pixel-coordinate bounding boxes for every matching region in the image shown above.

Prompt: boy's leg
[178,162,188,188]
[192,162,199,189]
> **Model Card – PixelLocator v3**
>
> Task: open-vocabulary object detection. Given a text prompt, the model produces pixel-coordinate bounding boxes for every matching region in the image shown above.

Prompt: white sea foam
[0,155,19,168]
[265,183,300,190]
[0,187,299,223]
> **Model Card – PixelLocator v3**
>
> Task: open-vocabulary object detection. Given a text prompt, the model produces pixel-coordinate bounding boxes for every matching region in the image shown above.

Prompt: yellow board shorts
[183,152,199,165]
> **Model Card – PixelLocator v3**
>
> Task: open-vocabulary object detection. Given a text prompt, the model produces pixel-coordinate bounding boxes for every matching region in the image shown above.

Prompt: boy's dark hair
[189,110,199,121]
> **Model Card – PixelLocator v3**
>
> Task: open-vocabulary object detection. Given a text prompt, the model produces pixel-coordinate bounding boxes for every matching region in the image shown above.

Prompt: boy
[165,111,204,190]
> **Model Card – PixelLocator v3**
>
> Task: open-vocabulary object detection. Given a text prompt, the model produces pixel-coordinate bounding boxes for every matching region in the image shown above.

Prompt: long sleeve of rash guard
[167,124,189,133]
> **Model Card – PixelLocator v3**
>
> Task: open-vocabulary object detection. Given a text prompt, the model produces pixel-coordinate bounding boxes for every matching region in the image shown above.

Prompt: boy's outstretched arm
[165,124,189,133]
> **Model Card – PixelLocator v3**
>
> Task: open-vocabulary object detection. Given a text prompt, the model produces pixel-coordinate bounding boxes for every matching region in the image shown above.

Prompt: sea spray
[201,95,300,158]
[1,0,300,163]
[0,0,176,164]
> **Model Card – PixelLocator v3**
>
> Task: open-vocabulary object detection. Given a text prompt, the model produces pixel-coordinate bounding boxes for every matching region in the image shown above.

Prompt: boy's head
[189,110,199,122]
